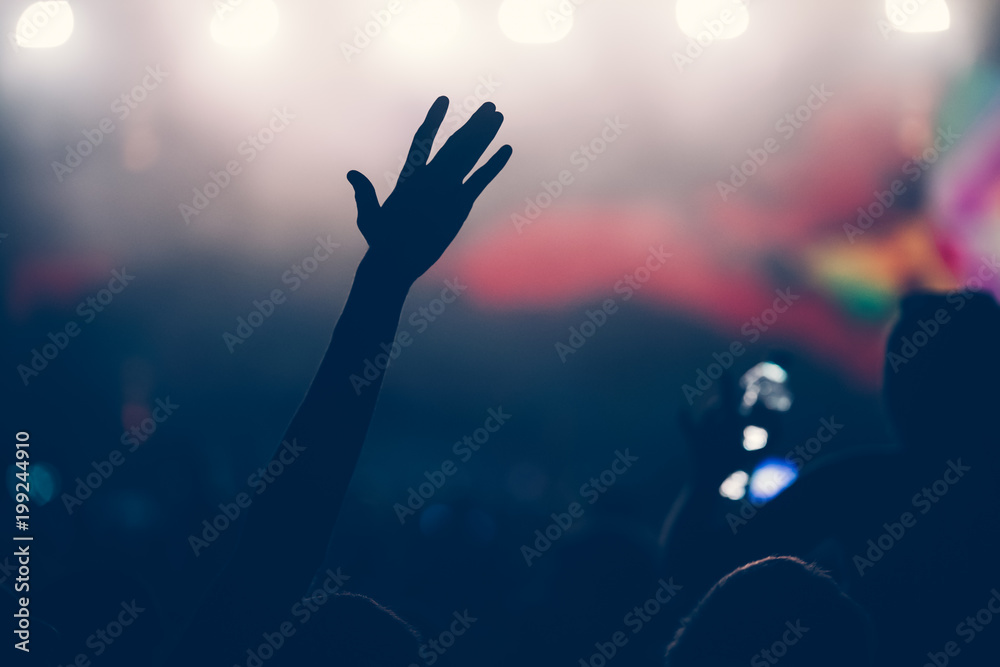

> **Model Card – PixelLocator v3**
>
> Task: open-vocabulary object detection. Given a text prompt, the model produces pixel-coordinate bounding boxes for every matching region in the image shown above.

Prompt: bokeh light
[210,0,280,52]
[498,0,574,44]
[748,459,799,504]
[719,469,750,500]
[885,0,951,34]
[15,1,74,49]
[675,0,749,41]
[389,0,461,52]
[742,425,769,451]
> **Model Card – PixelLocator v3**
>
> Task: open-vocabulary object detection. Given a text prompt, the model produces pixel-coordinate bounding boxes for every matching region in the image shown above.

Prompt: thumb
[347,170,379,218]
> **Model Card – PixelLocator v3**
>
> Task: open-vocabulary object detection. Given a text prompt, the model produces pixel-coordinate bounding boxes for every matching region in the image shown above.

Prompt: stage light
[742,425,769,451]
[675,0,749,41]
[6,461,57,506]
[719,469,749,500]
[211,0,280,52]
[15,1,74,49]
[740,361,793,414]
[389,0,460,52]
[748,459,798,504]
[885,0,950,34]
[498,0,574,44]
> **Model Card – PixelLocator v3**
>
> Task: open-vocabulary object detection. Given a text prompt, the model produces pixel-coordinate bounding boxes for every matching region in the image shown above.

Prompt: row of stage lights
[11,0,952,53]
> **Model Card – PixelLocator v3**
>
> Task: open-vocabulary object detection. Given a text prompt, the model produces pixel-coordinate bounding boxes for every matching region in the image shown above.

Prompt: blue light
[747,458,798,504]
[6,462,58,506]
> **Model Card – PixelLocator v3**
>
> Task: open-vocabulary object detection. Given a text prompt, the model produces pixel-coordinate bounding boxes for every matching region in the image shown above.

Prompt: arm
[164,96,511,663]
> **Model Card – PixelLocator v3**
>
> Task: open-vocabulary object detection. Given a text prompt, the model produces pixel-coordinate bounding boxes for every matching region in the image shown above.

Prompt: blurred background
[3,0,1000,664]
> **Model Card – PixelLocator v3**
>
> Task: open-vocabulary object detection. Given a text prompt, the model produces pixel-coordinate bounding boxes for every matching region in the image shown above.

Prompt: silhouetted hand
[347,96,512,285]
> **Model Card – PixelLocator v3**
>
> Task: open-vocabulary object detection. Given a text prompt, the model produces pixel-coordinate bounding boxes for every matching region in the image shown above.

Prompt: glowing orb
[15,1,74,49]
[719,469,750,500]
[675,0,749,41]
[498,0,574,44]
[211,0,280,52]
[748,459,798,504]
[390,0,461,52]
[743,425,769,451]
[884,0,950,34]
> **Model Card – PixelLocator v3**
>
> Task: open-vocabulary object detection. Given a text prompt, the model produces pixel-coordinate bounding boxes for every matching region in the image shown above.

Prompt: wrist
[355,251,414,300]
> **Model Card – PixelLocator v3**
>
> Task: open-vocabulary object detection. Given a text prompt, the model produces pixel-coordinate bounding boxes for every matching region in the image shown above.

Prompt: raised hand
[347,95,512,285]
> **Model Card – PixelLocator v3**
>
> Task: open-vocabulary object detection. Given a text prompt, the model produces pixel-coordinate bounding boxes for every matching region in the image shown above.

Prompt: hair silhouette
[665,556,874,667]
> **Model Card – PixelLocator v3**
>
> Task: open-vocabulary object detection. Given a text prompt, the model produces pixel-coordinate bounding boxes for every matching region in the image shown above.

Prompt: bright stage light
[675,0,749,41]
[885,0,950,34]
[719,470,750,500]
[748,459,798,504]
[390,0,460,52]
[15,1,75,49]
[211,0,280,52]
[498,0,574,44]
[742,425,768,451]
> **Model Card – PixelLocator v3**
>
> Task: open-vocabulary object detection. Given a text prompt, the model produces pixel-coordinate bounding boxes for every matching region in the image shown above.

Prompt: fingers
[464,144,512,202]
[405,96,449,170]
[432,102,504,179]
[346,170,379,218]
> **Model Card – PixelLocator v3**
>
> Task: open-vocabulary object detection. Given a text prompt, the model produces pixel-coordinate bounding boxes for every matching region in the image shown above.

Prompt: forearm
[162,252,411,663]
[234,251,410,585]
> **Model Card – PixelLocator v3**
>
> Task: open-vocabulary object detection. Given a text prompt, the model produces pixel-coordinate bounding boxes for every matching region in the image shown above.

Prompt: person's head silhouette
[883,290,1000,463]
[664,556,874,667]
[275,593,421,666]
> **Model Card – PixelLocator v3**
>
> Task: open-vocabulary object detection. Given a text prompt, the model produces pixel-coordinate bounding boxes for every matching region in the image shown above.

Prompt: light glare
[748,459,798,503]
[743,425,769,451]
[15,1,74,49]
[719,470,750,500]
[211,0,280,52]
[675,0,749,41]
[498,0,574,44]
[390,0,461,52]
[885,0,950,34]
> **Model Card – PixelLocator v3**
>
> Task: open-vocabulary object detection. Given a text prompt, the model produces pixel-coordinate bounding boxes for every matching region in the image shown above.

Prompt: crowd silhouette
[166,97,999,666]
[11,94,1000,667]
